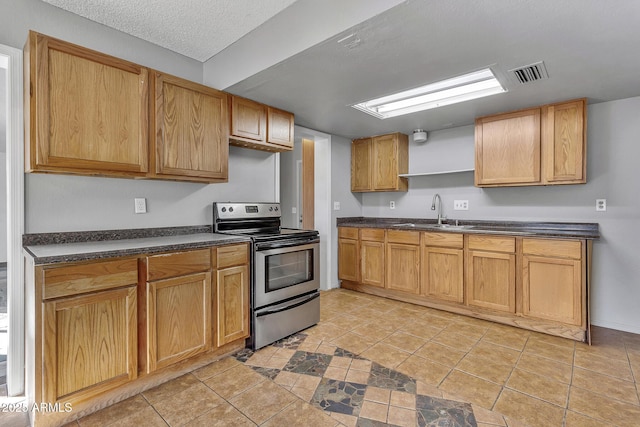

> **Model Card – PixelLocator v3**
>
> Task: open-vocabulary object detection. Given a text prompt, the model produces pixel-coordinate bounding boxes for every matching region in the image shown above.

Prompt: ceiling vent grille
[509,61,549,84]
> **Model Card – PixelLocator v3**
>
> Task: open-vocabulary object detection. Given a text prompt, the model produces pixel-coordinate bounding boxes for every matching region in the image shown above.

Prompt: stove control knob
[229,207,234,212]
[269,207,273,211]
[221,207,226,212]
[275,206,279,211]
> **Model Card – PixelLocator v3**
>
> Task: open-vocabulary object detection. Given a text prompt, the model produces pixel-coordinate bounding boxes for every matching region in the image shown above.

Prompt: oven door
[254,241,319,308]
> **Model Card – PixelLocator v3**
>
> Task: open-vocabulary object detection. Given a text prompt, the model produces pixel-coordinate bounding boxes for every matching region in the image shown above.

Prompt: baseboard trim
[591,320,640,335]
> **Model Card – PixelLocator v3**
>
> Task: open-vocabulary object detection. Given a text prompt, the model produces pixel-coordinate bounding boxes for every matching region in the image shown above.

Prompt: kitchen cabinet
[215,244,250,346]
[466,235,516,313]
[229,95,294,152]
[421,232,464,303]
[267,106,295,149]
[475,98,586,187]
[351,132,409,192]
[522,238,584,326]
[339,224,592,342]
[150,72,229,182]
[39,259,138,404]
[338,227,360,282]
[360,228,385,288]
[25,31,149,178]
[386,230,420,294]
[145,249,212,372]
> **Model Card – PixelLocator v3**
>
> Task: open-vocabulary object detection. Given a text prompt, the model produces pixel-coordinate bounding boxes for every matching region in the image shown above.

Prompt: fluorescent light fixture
[352,68,506,119]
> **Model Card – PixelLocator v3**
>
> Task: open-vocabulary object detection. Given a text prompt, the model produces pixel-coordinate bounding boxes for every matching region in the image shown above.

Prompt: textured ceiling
[41,0,298,61]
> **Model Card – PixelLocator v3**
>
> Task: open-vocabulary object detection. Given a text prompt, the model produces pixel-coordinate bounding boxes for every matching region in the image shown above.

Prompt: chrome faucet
[431,193,444,225]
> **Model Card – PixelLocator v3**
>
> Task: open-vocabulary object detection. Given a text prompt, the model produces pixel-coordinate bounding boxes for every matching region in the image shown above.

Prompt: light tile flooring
[3,288,640,427]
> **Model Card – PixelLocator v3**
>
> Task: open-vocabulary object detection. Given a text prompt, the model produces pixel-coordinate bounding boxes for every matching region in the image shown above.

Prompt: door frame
[301,138,314,230]
[1,43,25,396]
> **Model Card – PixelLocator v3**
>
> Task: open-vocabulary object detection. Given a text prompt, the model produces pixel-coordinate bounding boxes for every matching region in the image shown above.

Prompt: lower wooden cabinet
[422,232,464,303]
[522,238,584,325]
[360,228,385,288]
[338,227,360,282]
[386,231,420,294]
[215,244,251,347]
[338,225,591,342]
[146,272,212,371]
[39,259,139,404]
[466,235,516,313]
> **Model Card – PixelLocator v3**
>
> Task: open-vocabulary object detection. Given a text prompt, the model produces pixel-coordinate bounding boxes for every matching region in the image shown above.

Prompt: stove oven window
[265,249,314,292]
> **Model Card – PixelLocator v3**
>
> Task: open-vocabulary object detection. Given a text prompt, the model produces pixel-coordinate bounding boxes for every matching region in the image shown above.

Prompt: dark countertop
[337,217,599,240]
[23,225,251,265]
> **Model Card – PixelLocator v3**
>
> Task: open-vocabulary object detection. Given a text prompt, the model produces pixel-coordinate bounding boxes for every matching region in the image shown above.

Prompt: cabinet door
[475,108,541,186]
[361,240,385,288]
[466,250,516,313]
[230,96,267,142]
[216,265,250,346]
[338,238,360,282]
[386,243,420,294]
[27,32,148,176]
[351,138,372,191]
[422,247,464,303]
[542,99,586,184]
[147,272,211,371]
[152,73,229,181]
[372,134,399,190]
[267,106,294,149]
[43,287,137,403]
[523,255,582,325]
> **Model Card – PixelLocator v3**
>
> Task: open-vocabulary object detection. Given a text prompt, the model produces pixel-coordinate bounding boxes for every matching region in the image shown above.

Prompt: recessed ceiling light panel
[352,68,506,119]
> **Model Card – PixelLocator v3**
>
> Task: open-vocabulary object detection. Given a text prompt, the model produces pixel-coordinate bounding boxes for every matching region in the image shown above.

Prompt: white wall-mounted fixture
[413,129,428,143]
[351,68,506,119]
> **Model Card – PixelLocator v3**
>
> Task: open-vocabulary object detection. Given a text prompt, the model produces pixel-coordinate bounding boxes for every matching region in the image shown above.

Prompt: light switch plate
[596,199,606,211]
[334,201,341,211]
[134,198,147,214]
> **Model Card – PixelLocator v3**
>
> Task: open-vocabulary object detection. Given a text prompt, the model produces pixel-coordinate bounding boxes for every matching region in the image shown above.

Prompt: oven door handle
[255,293,320,317]
[255,238,319,251]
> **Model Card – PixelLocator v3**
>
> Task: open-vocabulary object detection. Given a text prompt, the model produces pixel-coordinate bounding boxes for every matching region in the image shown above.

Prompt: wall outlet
[454,200,469,210]
[333,201,341,211]
[134,197,147,214]
[390,201,396,209]
[596,199,607,211]
[292,207,297,214]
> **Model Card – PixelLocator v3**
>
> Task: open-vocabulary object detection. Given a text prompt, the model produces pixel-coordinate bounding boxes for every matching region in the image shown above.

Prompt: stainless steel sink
[391,223,417,227]
[426,224,475,230]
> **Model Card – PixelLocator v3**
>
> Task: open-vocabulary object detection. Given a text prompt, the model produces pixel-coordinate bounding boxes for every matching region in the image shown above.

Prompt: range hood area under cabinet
[24,31,294,184]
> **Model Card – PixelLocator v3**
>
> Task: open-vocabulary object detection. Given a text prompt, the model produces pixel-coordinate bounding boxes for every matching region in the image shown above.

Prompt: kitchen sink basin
[391,223,417,227]
[427,224,475,230]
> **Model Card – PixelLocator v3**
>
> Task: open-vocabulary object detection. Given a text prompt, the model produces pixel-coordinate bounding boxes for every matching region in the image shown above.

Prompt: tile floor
[2,288,640,427]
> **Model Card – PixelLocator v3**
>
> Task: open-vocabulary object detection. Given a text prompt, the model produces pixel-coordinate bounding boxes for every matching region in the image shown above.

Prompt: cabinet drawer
[468,235,515,253]
[338,227,359,239]
[147,249,211,281]
[217,244,250,269]
[523,238,582,259]
[387,230,420,245]
[423,232,463,249]
[43,258,138,300]
[360,228,385,242]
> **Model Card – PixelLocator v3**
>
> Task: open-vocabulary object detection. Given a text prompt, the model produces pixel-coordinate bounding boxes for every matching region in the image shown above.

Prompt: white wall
[0,152,6,262]
[330,135,363,288]
[357,97,640,334]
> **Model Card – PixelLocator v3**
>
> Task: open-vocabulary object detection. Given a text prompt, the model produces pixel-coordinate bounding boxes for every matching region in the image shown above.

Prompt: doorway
[0,43,25,397]
[280,138,314,229]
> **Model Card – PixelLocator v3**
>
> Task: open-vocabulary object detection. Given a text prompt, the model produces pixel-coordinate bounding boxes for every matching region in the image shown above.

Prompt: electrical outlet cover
[390,201,396,209]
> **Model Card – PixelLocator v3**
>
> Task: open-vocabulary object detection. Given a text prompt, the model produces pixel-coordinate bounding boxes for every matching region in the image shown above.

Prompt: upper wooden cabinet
[25,31,149,177]
[267,106,295,150]
[475,98,586,187]
[351,132,408,192]
[150,72,229,182]
[229,95,294,152]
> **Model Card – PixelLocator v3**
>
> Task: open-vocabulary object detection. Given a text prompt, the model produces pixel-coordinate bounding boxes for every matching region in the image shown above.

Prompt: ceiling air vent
[509,61,549,84]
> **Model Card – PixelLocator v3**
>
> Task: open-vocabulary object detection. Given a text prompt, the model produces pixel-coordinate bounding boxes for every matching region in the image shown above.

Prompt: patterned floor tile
[312,377,367,416]
[416,395,477,427]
